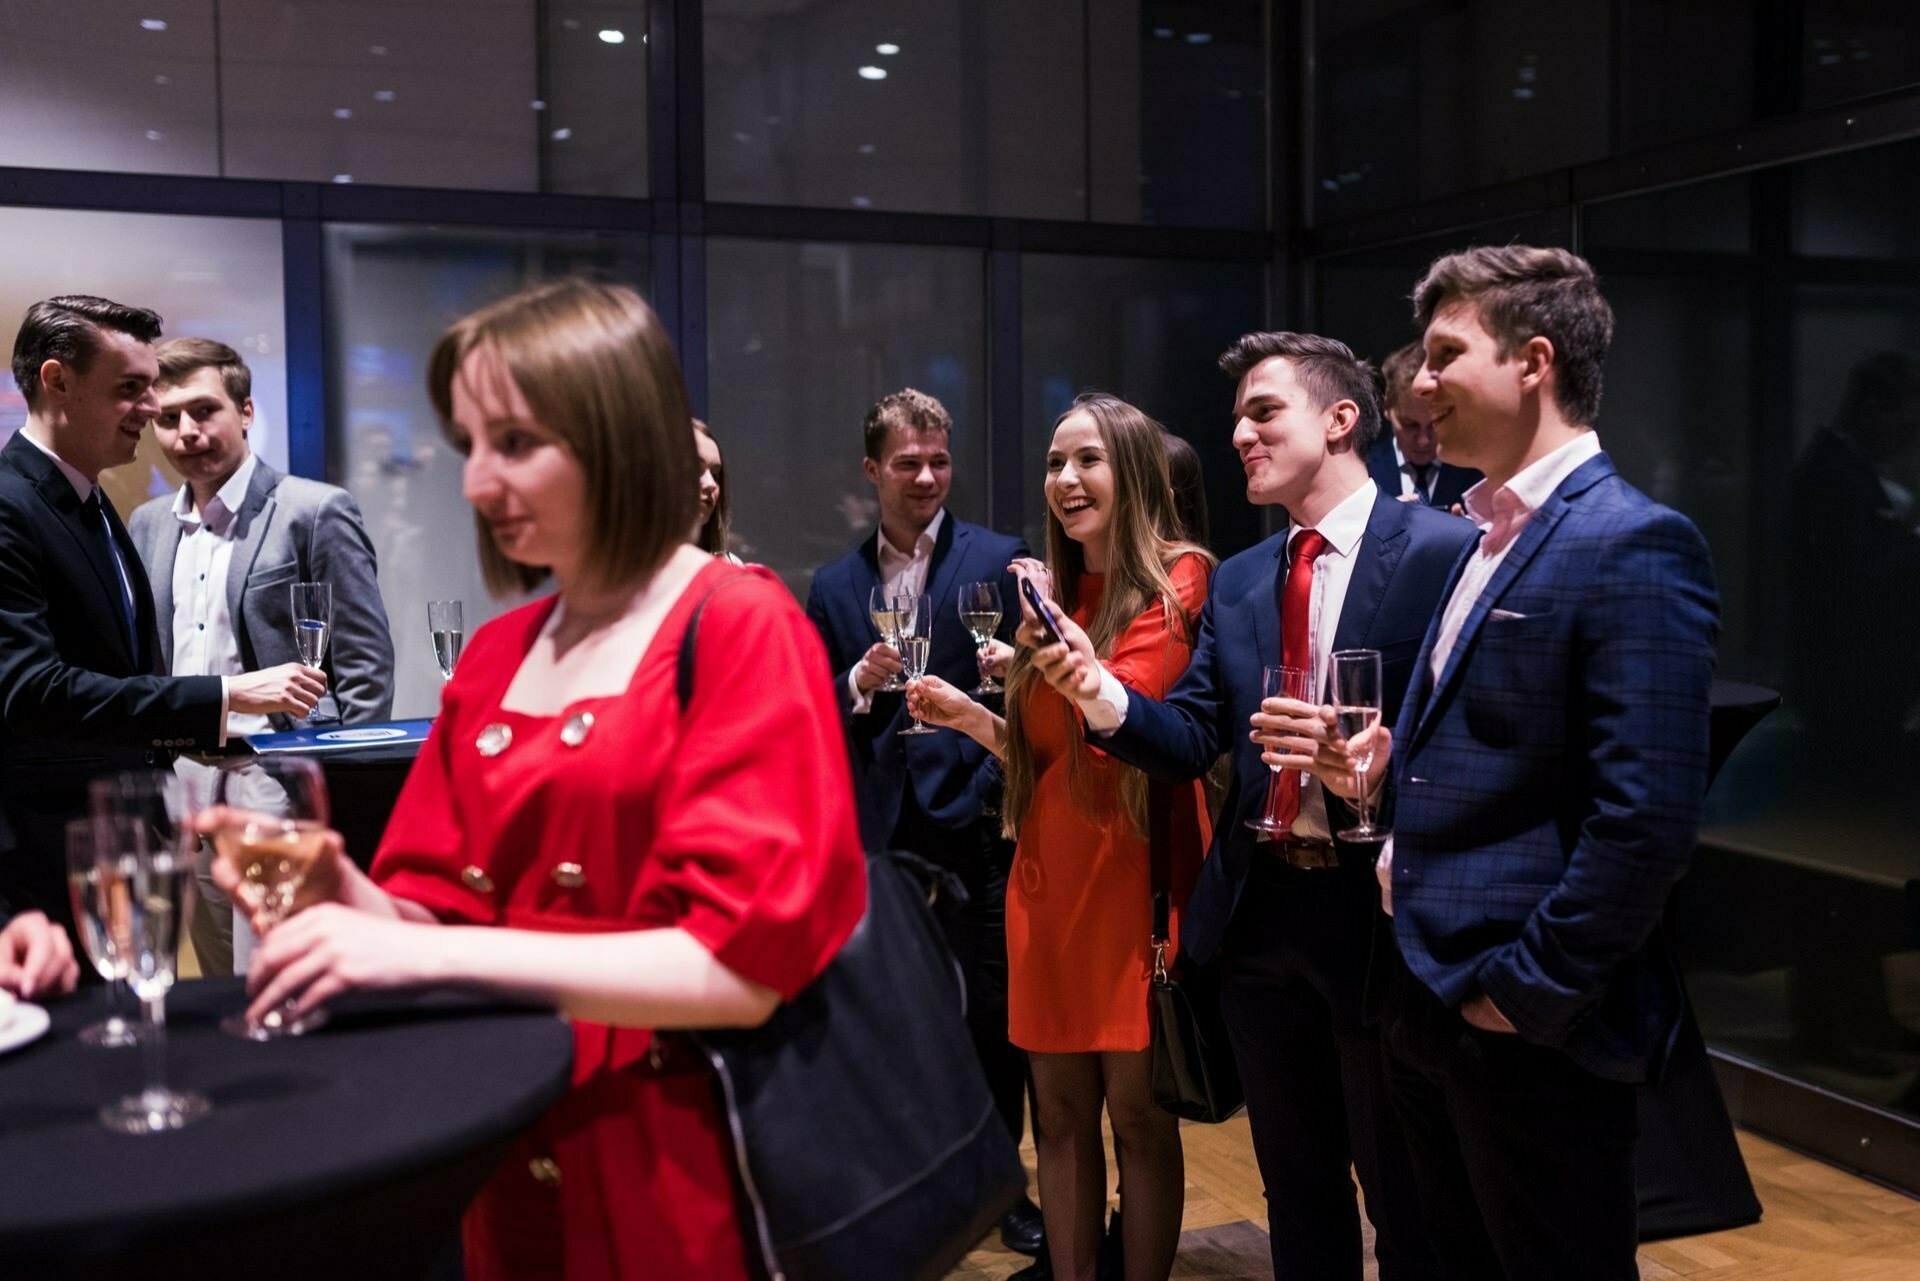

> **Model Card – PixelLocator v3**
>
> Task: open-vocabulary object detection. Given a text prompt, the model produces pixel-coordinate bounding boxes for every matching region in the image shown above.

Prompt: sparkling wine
[1335,705,1382,767]
[67,866,123,982]
[869,607,900,641]
[432,628,464,679]
[215,819,329,928]
[100,852,193,1000]
[960,609,1001,645]
[899,634,931,678]
[294,618,330,666]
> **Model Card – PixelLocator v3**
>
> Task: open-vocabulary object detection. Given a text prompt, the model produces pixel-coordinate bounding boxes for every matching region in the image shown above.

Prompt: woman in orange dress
[910,393,1214,1281]
[214,280,867,1280]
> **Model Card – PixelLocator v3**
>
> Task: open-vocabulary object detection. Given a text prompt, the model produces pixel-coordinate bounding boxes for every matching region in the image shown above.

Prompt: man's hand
[1249,696,1329,765]
[1027,609,1101,701]
[852,642,904,695]
[1462,992,1517,1034]
[1263,706,1393,803]
[230,663,328,718]
[0,911,80,999]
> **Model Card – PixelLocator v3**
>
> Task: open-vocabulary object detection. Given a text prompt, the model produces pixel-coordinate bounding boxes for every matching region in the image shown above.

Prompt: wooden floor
[950,1116,1920,1280]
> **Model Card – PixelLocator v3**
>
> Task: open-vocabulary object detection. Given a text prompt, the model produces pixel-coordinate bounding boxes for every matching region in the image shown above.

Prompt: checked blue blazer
[1386,451,1720,1083]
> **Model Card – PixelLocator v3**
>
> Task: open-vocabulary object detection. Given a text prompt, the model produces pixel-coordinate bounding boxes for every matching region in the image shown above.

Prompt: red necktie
[1268,529,1329,830]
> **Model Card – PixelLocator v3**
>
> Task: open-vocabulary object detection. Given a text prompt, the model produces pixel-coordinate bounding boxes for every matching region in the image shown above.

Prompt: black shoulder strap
[1149,781,1172,945]
[676,571,758,713]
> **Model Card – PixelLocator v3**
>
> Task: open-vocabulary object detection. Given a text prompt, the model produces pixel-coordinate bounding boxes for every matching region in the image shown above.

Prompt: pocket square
[1488,608,1529,620]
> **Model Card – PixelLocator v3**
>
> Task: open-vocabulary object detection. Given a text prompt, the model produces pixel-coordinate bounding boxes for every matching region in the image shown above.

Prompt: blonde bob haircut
[427,279,698,598]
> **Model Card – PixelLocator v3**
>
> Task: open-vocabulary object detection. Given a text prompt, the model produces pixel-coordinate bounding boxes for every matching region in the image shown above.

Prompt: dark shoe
[1000,1195,1046,1256]
[1008,1259,1051,1280]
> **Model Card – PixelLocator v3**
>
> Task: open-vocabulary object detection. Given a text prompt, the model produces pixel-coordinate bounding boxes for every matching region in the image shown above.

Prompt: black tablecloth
[0,978,572,1280]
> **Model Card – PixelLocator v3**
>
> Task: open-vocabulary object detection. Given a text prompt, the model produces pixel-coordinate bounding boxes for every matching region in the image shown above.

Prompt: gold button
[461,865,495,894]
[559,711,594,748]
[551,862,585,889]
[476,723,512,757]
[527,1156,561,1187]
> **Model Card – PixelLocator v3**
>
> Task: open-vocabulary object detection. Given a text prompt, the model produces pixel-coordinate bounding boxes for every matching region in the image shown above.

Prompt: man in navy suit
[801,388,1040,1254]
[1334,247,1719,1280]
[1368,340,1480,512]
[1030,332,1472,1280]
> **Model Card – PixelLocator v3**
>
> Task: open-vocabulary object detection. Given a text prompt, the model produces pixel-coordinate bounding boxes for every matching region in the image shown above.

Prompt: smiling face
[154,366,253,495]
[450,345,590,584]
[36,327,161,480]
[1416,298,1530,474]
[863,425,951,536]
[1044,410,1114,556]
[1230,355,1346,510]
[694,427,722,527]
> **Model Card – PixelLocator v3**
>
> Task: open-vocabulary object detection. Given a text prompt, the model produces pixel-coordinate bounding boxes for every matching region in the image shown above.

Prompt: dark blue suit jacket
[804,513,1027,838]
[1387,452,1719,1084]
[1368,435,1480,513]
[1097,492,1476,966]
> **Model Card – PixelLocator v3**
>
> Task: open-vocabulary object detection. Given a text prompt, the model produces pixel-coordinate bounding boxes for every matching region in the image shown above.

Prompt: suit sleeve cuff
[216,678,231,748]
[1078,667,1128,736]
[847,667,874,715]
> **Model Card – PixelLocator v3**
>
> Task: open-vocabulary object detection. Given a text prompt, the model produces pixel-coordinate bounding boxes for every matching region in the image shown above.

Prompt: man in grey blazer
[127,337,394,972]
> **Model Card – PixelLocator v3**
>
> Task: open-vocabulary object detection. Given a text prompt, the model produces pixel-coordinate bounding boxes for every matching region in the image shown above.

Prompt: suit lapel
[921,512,965,610]
[145,508,184,671]
[227,462,283,644]
[1331,493,1407,662]
[1253,536,1284,668]
[4,436,142,672]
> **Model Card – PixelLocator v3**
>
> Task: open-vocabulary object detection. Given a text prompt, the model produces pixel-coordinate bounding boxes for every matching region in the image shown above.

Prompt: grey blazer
[127,459,396,728]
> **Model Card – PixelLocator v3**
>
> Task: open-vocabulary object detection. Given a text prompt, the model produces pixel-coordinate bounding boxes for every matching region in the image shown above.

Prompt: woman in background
[692,418,744,564]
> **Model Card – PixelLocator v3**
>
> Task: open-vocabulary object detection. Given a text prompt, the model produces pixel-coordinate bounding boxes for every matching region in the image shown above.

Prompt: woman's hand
[0,911,79,1000]
[1008,557,1053,605]
[243,903,445,1027]
[906,674,979,731]
[980,638,1015,680]
[198,807,360,935]
[1027,610,1103,701]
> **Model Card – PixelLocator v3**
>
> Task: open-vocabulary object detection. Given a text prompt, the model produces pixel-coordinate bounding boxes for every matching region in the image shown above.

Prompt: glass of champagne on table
[90,774,209,1134]
[1331,649,1388,842]
[957,581,1003,696]
[1245,664,1314,838]
[291,581,332,670]
[428,599,464,680]
[65,818,140,1047]
[894,593,938,735]
[868,585,907,692]
[209,756,333,1040]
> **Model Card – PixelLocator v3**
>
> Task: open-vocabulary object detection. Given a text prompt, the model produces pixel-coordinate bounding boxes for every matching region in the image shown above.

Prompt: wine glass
[290,582,332,668]
[210,756,332,1040]
[957,581,1004,696]
[868,585,908,692]
[1331,649,1388,842]
[428,600,465,681]
[91,782,209,1134]
[894,593,938,736]
[1245,665,1314,838]
[64,818,140,1048]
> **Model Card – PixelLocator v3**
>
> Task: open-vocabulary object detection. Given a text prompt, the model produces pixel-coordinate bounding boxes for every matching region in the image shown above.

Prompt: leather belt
[1259,837,1341,871]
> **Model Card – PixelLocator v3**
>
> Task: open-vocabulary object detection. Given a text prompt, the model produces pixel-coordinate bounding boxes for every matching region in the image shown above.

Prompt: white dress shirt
[169,455,270,738]
[1082,479,1379,842]
[850,508,947,714]
[1377,431,1604,914]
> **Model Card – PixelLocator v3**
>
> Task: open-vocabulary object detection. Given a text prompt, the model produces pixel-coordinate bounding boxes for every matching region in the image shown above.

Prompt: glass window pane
[1793,138,1920,261]
[545,2,650,197]
[705,238,987,599]
[1804,2,1920,108]
[1022,255,1266,555]
[0,206,286,517]
[324,224,649,718]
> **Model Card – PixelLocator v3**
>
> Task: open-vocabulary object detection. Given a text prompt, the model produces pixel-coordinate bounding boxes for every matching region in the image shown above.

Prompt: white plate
[0,1001,50,1056]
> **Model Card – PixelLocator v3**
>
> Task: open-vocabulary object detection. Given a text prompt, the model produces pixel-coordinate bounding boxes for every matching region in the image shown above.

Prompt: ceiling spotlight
[145,130,164,141]
[140,18,167,31]
[857,143,876,154]
[154,74,171,85]
[370,44,388,56]
[333,107,353,119]
[858,65,887,80]
[1186,31,1213,44]
[876,42,900,55]
[530,99,547,111]
[851,195,873,208]
[598,28,625,44]
[374,90,396,102]
[551,127,573,141]
[1153,27,1174,38]
[332,174,353,184]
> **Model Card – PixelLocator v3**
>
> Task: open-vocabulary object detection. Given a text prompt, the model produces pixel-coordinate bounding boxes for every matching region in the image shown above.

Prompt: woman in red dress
[910,394,1214,1281]
[223,280,867,1280]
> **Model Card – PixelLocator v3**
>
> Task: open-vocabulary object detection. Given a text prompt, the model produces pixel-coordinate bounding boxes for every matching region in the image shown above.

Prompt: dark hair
[1411,245,1614,426]
[692,418,732,555]
[427,278,697,599]
[155,336,252,408]
[11,295,164,407]
[1217,330,1383,457]
[862,387,952,460]
[1379,340,1426,410]
[1160,429,1210,547]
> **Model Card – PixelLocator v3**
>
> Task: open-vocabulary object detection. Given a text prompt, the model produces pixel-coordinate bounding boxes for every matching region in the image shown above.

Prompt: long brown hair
[692,418,732,556]
[1001,393,1215,840]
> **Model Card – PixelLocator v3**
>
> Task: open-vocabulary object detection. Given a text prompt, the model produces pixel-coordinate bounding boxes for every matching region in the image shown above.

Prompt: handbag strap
[676,571,759,713]
[1148,779,1172,982]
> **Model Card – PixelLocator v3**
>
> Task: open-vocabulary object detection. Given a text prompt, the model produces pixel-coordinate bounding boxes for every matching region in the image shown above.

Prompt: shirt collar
[173,453,258,534]
[17,426,96,504]
[877,507,946,563]
[1288,478,1376,560]
[1462,431,1603,531]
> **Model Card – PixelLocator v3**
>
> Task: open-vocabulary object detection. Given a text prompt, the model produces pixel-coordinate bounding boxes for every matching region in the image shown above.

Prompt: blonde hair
[427,279,697,598]
[1002,393,1214,840]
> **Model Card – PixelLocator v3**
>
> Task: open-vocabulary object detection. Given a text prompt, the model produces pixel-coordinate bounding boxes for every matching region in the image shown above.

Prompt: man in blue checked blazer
[802,389,1041,1256]
[1324,247,1719,1281]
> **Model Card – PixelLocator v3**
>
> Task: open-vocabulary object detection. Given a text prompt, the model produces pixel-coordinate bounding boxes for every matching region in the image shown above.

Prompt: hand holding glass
[957,581,1004,696]
[428,600,464,680]
[868,585,908,692]
[1331,649,1387,842]
[894,594,938,735]
[290,581,332,667]
[1245,665,1313,838]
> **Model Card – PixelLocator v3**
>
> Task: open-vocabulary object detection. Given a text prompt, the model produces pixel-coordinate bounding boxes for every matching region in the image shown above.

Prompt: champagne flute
[428,600,464,680]
[868,585,907,692]
[1331,649,1388,842]
[64,818,140,1048]
[211,756,332,1039]
[290,582,332,668]
[957,581,1004,696]
[895,593,938,735]
[92,789,209,1134]
[1245,665,1314,838]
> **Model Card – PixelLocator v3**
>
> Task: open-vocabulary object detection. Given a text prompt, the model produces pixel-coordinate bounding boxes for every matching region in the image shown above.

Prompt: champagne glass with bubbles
[65,818,140,1048]
[895,593,938,735]
[1332,649,1388,842]
[290,582,332,669]
[428,600,464,681]
[868,585,908,692]
[957,581,1003,696]
[1245,665,1314,838]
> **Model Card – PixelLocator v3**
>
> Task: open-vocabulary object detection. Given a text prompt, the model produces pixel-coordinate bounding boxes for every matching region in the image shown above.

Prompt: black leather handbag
[675,576,1026,1281]
[1146,782,1246,1124]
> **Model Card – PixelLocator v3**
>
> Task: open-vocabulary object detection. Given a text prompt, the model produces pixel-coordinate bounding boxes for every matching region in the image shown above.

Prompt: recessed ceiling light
[154,74,170,85]
[145,130,164,141]
[851,195,873,208]
[1186,31,1213,44]
[876,42,900,55]
[857,143,876,154]
[530,99,547,111]
[858,65,887,80]
[373,90,395,102]
[332,174,353,184]
[551,127,573,141]
[370,44,388,56]
[598,28,625,44]
[140,18,167,32]
[333,107,353,119]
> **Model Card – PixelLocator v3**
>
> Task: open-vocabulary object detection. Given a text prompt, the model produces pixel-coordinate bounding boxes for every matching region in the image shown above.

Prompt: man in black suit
[1369,340,1480,512]
[0,296,326,945]
[802,388,1042,1256]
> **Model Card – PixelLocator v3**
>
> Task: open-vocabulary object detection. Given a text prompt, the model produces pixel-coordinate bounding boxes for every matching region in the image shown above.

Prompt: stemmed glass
[90,773,210,1134]
[428,600,464,681]
[1331,649,1388,842]
[290,582,332,668]
[210,756,332,1040]
[867,585,908,692]
[894,593,938,735]
[1245,665,1314,838]
[957,581,1004,696]
[64,818,140,1048]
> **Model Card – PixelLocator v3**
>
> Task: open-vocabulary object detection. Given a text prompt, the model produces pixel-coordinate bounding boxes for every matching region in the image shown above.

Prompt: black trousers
[891,793,1028,1149]
[1216,857,1437,1281]
[1378,940,1639,1281]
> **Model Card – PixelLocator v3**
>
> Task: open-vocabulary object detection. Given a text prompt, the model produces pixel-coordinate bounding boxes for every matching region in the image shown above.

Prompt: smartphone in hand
[1019,574,1066,647]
